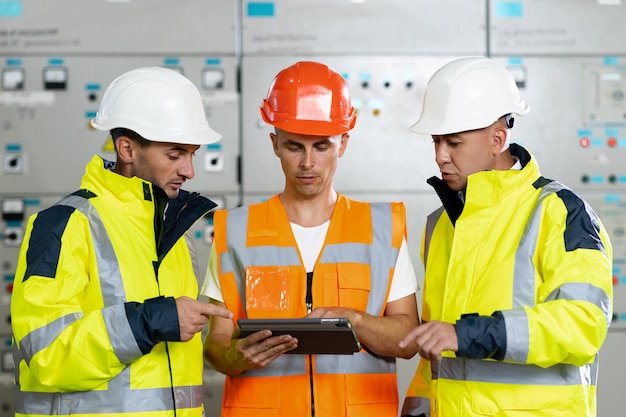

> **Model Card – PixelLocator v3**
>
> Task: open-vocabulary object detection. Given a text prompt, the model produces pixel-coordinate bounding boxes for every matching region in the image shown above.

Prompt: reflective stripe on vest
[244,351,397,377]
[185,228,200,282]
[426,180,605,387]
[223,203,397,378]
[15,194,202,415]
[423,206,444,267]
[437,356,598,386]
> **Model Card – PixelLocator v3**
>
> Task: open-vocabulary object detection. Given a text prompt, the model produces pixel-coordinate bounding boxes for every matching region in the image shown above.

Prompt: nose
[180,155,195,180]
[299,148,315,168]
[435,143,450,166]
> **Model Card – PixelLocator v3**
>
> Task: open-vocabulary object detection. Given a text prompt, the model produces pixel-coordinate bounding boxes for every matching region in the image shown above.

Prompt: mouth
[297,173,317,183]
[169,181,184,190]
[298,177,316,185]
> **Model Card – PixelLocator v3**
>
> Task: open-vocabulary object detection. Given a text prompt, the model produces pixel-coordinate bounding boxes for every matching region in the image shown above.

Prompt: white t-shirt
[201,221,418,303]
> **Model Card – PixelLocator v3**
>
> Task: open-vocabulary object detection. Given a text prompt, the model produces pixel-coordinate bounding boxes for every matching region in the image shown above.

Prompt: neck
[112,160,132,178]
[493,150,516,170]
[279,189,337,227]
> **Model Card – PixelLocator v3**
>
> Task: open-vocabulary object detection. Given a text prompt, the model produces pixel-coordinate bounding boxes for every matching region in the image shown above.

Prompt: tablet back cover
[237,318,361,354]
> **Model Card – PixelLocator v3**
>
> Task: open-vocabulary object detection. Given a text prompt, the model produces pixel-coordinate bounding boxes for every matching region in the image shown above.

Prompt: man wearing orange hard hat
[202,61,420,417]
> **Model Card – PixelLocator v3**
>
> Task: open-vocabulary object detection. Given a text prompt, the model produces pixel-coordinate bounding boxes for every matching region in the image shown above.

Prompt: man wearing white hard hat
[399,57,613,417]
[11,67,232,417]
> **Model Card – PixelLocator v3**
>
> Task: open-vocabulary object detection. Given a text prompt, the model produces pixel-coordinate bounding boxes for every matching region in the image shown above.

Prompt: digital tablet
[237,317,361,355]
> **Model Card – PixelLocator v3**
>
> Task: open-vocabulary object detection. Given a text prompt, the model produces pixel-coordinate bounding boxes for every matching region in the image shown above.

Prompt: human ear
[338,133,350,157]
[115,136,134,163]
[270,132,280,157]
[491,126,508,156]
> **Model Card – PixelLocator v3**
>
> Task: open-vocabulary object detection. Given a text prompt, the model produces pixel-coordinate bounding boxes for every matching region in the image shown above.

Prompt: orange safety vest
[213,194,406,417]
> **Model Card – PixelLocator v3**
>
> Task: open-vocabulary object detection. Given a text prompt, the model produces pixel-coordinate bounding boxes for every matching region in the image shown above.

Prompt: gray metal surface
[0,0,237,54]
[490,0,626,55]
[241,0,486,54]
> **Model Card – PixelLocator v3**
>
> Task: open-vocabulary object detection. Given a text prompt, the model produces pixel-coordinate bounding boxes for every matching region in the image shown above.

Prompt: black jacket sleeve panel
[23,205,76,282]
[455,311,507,361]
[124,296,180,354]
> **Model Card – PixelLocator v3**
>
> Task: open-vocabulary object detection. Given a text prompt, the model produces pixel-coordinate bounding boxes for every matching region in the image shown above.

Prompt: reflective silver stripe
[512,197,542,307]
[315,352,396,374]
[59,195,127,307]
[19,313,82,364]
[499,186,553,363]
[512,182,564,308]
[184,228,200,283]
[234,245,302,266]
[102,304,143,364]
[245,354,307,377]
[58,195,142,360]
[501,308,529,363]
[12,341,22,385]
[18,342,202,415]
[437,357,597,386]
[244,351,396,377]
[423,206,444,267]
[16,381,203,414]
[546,282,612,326]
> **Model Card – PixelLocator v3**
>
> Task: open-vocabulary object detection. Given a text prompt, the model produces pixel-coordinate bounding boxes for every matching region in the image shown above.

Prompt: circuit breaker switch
[2,227,23,247]
[204,151,225,172]
[2,152,26,174]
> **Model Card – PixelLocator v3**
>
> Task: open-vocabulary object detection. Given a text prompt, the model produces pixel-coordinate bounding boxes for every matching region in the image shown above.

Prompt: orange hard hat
[260,61,356,136]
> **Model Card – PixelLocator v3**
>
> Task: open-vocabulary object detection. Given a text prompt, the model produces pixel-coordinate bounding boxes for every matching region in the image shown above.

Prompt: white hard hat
[91,66,222,145]
[410,56,529,136]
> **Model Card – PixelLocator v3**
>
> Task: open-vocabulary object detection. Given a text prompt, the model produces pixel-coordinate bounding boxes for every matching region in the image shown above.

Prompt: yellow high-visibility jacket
[213,194,406,417]
[406,144,613,416]
[11,155,216,417]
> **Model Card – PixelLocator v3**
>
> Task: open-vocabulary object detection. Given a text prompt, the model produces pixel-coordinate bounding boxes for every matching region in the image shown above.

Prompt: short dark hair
[110,128,150,149]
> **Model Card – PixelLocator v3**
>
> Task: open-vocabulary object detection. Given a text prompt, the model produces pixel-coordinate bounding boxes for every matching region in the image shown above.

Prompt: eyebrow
[167,145,198,153]
[284,138,332,147]
[434,133,463,140]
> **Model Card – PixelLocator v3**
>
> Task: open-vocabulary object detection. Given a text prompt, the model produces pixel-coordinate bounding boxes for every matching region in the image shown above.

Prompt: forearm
[204,333,248,376]
[309,294,419,358]
[351,310,419,358]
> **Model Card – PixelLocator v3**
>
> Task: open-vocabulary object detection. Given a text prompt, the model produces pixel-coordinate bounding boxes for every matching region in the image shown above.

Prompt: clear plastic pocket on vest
[246,266,289,311]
